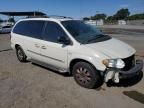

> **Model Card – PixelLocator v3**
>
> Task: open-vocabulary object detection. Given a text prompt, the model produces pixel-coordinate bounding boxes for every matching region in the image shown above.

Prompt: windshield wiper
[87,34,105,43]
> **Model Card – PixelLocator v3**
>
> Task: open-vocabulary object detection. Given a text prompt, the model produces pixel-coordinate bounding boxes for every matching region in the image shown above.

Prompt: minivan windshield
[62,20,111,44]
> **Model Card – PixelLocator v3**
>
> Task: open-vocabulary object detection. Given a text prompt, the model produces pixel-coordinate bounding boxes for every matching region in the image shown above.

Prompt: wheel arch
[15,44,27,57]
[15,44,20,49]
[69,58,97,74]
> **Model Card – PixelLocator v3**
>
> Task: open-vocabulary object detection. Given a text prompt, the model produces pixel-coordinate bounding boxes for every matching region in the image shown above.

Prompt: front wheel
[72,62,103,89]
[16,46,27,62]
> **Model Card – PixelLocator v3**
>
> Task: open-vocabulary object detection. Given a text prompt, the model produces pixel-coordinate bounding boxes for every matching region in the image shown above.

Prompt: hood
[86,38,136,59]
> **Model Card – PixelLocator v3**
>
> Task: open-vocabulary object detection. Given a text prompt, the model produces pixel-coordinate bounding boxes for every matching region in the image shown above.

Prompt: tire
[72,62,103,89]
[16,46,27,62]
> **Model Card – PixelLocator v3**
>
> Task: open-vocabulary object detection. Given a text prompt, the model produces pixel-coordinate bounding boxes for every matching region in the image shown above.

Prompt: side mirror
[57,36,71,45]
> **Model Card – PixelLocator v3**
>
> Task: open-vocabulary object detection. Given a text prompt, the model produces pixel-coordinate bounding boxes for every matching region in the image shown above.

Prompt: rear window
[13,20,45,39]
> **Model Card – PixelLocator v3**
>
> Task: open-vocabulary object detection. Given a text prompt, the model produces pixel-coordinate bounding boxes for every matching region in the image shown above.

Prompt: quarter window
[13,20,44,39]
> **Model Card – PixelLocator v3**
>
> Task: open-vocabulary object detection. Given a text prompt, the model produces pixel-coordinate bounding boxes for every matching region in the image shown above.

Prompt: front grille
[122,55,135,71]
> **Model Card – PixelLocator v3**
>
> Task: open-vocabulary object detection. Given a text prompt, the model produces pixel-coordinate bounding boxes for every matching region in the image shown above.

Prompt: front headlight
[102,59,125,69]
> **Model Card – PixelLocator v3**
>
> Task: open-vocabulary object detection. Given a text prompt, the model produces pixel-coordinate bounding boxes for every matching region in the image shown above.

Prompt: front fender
[68,53,106,71]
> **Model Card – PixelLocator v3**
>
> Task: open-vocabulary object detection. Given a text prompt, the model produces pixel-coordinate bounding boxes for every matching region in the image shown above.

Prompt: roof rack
[48,15,73,19]
[27,15,48,18]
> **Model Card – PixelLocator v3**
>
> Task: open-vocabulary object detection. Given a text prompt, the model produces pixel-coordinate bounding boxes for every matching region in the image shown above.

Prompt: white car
[0,25,12,33]
[11,17,143,89]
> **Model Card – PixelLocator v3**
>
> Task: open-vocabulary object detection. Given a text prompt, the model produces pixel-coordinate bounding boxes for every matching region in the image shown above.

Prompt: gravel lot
[0,29,144,108]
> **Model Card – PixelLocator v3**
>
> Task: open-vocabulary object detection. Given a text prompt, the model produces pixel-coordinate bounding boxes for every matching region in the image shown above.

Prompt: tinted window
[13,20,44,39]
[62,20,111,44]
[43,21,67,43]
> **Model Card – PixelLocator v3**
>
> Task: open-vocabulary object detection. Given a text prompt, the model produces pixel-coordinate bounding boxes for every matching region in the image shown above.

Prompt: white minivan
[11,17,143,89]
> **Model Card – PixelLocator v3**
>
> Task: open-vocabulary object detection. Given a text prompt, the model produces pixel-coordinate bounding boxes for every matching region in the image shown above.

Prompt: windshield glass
[62,20,111,44]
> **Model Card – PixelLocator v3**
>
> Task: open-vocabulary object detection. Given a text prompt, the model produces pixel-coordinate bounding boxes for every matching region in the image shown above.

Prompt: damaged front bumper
[104,60,143,83]
[119,60,143,79]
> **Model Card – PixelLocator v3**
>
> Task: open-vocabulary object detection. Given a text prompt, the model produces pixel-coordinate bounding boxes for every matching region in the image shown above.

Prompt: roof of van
[19,17,77,22]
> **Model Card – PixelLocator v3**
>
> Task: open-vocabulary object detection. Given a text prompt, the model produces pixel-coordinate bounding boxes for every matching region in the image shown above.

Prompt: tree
[106,16,114,21]
[83,17,90,21]
[91,13,107,20]
[113,8,130,20]
[128,13,144,20]
[8,17,15,23]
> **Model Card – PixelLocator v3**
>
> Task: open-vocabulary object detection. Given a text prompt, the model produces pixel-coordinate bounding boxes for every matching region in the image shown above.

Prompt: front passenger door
[40,21,69,70]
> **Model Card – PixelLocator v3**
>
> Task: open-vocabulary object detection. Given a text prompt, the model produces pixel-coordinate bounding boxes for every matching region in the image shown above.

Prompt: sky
[0,0,144,19]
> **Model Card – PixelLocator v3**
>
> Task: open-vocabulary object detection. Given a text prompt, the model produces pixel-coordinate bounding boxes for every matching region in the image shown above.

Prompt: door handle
[41,46,47,49]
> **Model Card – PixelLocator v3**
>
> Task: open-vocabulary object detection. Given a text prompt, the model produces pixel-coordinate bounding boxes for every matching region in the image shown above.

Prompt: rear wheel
[72,62,103,89]
[16,46,27,62]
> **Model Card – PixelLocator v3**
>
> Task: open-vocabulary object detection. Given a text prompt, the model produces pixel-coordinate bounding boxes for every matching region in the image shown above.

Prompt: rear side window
[13,20,44,39]
[42,21,67,43]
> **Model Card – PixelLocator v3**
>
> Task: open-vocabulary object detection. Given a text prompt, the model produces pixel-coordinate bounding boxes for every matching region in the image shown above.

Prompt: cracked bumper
[119,60,143,79]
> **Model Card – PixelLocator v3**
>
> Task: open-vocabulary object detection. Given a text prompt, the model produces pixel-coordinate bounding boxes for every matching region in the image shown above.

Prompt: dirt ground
[0,27,144,108]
